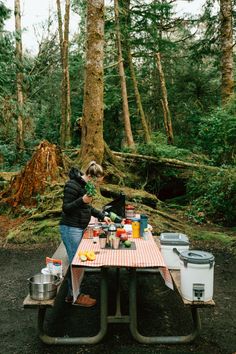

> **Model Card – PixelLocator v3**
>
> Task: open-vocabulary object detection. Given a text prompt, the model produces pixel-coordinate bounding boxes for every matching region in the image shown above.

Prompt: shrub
[198,97,236,165]
[186,169,236,226]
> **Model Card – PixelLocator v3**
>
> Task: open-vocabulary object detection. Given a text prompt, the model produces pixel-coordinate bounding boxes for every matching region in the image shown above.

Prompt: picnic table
[70,231,201,344]
[24,228,214,345]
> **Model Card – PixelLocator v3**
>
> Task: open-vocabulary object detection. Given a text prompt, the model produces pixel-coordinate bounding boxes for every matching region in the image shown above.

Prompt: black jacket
[60,167,105,228]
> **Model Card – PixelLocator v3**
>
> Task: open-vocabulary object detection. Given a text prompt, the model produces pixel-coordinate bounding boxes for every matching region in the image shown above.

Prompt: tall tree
[56,0,71,147]
[220,0,234,104]
[156,52,174,145]
[79,0,105,168]
[114,0,135,150]
[14,0,24,151]
[122,0,151,143]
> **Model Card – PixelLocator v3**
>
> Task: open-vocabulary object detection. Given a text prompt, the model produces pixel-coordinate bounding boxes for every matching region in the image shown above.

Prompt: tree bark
[114,0,135,150]
[128,50,151,144]
[156,52,174,145]
[220,0,234,104]
[63,0,71,146]
[14,0,24,151]
[79,0,105,169]
[56,0,71,147]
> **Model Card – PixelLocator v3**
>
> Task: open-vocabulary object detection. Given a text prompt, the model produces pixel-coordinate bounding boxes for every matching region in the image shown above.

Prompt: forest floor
[0,215,236,354]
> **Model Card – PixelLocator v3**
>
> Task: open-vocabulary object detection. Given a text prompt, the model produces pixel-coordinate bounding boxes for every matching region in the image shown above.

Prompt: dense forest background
[0,0,235,230]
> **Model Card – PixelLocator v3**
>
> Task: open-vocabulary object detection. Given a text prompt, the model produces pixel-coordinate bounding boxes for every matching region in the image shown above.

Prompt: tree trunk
[56,0,65,146]
[114,0,135,150]
[56,0,71,147]
[156,52,174,145]
[128,50,151,143]
[220,0,234,104]
[63,0,71,146]
[14,0,24,151]
[79,0,105,169]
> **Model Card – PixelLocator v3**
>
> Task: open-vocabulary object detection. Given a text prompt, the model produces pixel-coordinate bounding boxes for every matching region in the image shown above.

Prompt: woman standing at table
[60,161,111,307]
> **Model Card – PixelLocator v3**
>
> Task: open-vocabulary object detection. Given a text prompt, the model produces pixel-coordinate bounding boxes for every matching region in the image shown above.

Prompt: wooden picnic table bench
[23,241,70,309]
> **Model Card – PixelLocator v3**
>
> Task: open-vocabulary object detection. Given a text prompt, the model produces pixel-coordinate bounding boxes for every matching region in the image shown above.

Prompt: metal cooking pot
[28,273,60,300]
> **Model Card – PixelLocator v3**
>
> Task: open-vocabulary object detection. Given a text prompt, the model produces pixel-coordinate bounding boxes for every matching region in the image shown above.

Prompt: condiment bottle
[132,218,140,238]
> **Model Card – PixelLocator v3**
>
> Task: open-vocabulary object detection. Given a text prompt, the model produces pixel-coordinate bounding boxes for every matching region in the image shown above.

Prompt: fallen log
[112,151,222,172]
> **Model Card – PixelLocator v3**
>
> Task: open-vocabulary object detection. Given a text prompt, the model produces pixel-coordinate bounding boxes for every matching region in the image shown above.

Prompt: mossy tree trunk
[56,0,71,147]
[14,0,24,152]
[220,0,234,104]
[79,0,105,170]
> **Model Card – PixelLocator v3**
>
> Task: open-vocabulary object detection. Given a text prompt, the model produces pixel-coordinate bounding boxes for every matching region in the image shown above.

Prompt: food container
[93,226,101,244]
[180,250,215,301]
[160,232,189,269]
[28,273,60,300]
[125,205,135,219]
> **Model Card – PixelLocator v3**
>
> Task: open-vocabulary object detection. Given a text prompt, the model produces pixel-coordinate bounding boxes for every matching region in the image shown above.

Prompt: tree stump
[0,141,67,208]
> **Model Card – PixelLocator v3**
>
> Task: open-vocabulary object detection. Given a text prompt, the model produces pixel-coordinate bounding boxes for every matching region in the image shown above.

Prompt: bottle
[140,214,148,237]
[132,218,140,238]
[105,211,122,223]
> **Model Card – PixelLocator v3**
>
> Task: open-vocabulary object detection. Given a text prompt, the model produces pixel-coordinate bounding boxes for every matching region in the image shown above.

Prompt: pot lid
[180,250,215,264]
[108,224,117,231]
[160,232,189,246]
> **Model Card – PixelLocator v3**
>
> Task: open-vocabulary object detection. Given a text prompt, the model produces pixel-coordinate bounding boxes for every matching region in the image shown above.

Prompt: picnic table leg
[128,268,201,344]
[37,268,108,345]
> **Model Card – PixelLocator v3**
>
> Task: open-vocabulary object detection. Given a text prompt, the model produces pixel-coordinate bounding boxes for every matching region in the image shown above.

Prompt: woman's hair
[85,161,104,178]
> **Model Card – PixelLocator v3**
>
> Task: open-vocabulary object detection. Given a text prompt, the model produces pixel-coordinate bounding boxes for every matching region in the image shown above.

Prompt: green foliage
[198,98,236,165]
[186,169,236,226]
[136,132,209,163]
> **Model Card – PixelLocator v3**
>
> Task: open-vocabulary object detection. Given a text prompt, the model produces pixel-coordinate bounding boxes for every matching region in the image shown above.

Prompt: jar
[93,226,100,244]
[132,218,140,238]
[107,224,117,246]
[125,205,135,219]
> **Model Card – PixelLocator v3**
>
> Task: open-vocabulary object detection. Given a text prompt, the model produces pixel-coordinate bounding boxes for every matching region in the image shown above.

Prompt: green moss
[191,230,234,245]
[6,219,61,244]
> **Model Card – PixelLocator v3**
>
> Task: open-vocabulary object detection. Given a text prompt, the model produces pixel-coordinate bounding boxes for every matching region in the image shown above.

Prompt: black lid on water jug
[180,250,215,265]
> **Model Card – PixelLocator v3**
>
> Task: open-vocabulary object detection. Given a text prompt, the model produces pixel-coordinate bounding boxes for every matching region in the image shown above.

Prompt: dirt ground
[0,216,236,354]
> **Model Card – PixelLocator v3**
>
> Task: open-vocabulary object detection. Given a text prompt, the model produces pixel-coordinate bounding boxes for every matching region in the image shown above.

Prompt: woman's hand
[83,194,93,204]
[104,216,111,224]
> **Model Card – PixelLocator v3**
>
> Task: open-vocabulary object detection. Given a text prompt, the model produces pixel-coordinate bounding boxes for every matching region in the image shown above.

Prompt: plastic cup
[99,237,107,249]
[112,237,120,249]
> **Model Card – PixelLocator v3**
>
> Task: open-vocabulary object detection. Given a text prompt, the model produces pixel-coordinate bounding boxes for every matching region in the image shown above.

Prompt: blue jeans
[60,225,84,296]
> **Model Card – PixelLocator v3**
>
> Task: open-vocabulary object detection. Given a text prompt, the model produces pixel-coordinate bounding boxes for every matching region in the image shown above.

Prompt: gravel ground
[0,242,236,354]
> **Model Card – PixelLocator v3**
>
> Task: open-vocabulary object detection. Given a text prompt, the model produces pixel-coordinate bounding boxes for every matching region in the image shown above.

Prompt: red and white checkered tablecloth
[71,234,173,295]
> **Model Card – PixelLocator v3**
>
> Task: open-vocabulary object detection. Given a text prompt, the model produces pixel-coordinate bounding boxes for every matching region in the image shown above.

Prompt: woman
[60,161,111,306]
